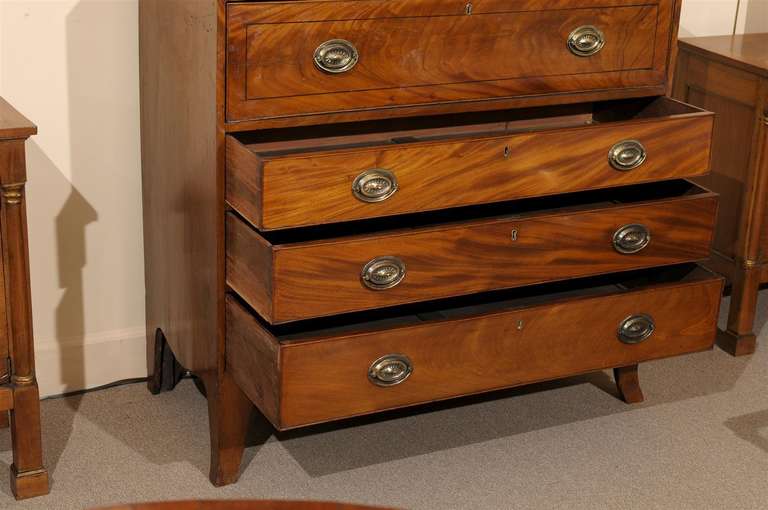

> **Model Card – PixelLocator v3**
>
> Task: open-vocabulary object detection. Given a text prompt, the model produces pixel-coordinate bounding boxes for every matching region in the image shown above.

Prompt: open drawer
[227,179,718,323]
[226,264,724,429]
[227,97,714,230]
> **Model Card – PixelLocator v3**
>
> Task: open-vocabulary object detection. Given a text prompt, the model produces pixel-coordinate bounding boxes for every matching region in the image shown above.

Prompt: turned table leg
[614,364,645,404]
[1,176,49,499]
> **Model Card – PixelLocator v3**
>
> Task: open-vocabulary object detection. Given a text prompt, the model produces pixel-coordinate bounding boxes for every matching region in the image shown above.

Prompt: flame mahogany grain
[227,182,718,323]
[226,0,680,126]
[140,0,709,488]
[227,267,723,429]
[227,98,714,230]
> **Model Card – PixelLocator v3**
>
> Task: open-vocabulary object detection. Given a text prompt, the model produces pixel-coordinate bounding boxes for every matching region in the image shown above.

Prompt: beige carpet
[1,291,766,510]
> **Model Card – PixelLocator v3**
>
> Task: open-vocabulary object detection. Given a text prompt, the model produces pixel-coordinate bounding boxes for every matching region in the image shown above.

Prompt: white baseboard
[33,327,148,398]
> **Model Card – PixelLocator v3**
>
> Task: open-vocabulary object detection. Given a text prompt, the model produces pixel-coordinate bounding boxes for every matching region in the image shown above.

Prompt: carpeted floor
[1,291,766,510]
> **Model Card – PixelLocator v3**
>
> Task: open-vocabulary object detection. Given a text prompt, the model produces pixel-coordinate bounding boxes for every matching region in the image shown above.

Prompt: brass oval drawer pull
[613,224,651,254]
[313,39,359,74]
[368,354,412,387]
[618,314,655,344]
[352,168,398,203]
[361,256,406,290]
[609,140,647,171]
[567,26,605,57]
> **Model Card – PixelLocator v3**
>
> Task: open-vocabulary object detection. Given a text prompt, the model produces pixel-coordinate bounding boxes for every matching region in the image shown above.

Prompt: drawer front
[226,0,676,124]
[227,185,718,323]
[228,103,714,230]
[226,267,723,429]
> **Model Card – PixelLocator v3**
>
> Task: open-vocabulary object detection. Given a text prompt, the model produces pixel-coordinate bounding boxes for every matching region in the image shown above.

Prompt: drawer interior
[247,179,713,246]
[239,264,717,343]
[231,97,709,157]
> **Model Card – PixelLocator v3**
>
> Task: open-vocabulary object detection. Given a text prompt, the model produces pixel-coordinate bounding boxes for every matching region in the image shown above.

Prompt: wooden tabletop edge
[0,97,37,140]
[678,34,768,77]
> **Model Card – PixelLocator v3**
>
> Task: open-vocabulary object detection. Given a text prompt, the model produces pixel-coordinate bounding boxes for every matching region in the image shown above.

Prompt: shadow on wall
[55,185,97,395]
[1,0,106,487]
[743,1,768,33]
[56,0,144,400]
[25,139,96,396]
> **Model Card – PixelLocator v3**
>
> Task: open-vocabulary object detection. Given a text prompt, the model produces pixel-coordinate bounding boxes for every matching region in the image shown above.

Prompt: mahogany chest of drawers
[139,0,722,485]
[674,33,768,356]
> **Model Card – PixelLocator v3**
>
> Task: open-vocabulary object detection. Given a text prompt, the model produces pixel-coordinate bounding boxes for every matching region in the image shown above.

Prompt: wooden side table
[0,97,49,498]
[673,33,768,356]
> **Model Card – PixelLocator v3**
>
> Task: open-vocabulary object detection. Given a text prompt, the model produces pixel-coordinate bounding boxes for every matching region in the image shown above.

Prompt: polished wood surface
[228,98,713,230]
[140,0,220,375]
[225,87,670,132]
[140,0,259,488]
[226,0,679,125]
[228,182,717,323]
[97,501,394,510]
[674,34,768,355]
[0,98,48,499]
[0,98,36,141]
[141,0,712,487]
[678,34,768,77]
[227,266,723,429]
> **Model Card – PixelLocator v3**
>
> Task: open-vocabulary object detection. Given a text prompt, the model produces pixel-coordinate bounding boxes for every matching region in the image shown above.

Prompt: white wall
[680,0,768,36]
[0,0,765,397]
[0,0,146,397]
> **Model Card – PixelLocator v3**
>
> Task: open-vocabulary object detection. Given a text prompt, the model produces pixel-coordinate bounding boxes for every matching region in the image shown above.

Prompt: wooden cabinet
[673,33,768,356]
[0,97,49,500]
[140,0,721,488]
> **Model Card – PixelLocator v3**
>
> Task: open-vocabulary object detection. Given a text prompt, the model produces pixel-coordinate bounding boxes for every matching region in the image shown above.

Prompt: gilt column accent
[1,182,35,385]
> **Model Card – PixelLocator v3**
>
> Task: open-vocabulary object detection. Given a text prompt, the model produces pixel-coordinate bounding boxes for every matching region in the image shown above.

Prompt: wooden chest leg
[718,265,759,356]
[147,328,185,394]
[201,370,257,487]
[614,364,645,404]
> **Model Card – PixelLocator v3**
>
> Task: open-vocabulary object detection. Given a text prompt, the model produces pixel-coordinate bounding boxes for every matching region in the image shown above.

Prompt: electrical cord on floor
[41,373,195,401]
